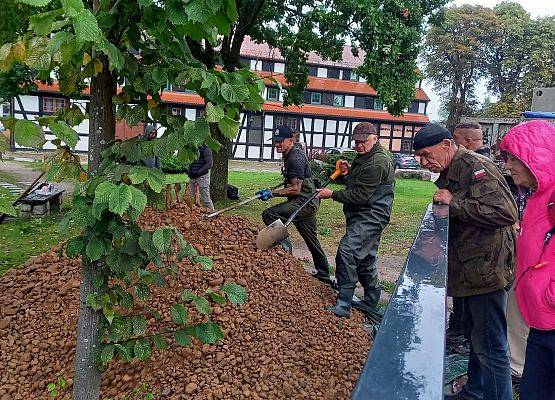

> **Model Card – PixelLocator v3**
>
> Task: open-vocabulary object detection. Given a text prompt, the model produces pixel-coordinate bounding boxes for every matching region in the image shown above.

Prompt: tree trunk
[73,55,116,400]
[210,124,231,202]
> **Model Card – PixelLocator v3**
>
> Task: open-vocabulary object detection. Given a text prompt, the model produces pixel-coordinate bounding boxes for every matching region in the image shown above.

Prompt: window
[308,66,318,76]
[250,60,262,71]
[287,118,298,130]
[1,103,10,117]
[172,107,183,115]
[275,116,284,126]
[310,92,322,105]
[274,62,285,74]
[401,139,412,152]
[418,102,426,114]
[43,97,68,113]
[333,94,344,107]
[373,98,384,110]
[350,72,359,81]
[317,67,328,78]
[262,61,273,72]
[267,87,279,101]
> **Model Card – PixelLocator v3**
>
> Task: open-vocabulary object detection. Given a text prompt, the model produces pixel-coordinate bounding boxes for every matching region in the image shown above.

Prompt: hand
[317,188,333,199]
[256,188,273,201]
[433,189,453,205]
[338,160,349,175]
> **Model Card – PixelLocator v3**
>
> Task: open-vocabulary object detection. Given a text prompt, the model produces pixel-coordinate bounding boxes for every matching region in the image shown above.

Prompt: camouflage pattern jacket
[436,147,518,297]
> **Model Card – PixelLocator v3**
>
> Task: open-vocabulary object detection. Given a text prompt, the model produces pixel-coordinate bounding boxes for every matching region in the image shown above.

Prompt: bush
[162,155,189,174]
[324,151,357,184]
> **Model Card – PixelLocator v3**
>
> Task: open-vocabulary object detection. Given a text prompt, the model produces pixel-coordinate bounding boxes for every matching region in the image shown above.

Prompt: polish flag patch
[474,168,487,179]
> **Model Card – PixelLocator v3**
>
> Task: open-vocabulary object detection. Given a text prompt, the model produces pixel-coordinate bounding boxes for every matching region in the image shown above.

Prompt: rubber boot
[311,258,334,287]
[324,286,356,318]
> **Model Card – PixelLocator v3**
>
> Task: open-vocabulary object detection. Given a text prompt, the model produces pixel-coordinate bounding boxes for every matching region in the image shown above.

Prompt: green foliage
[46,374,67,399]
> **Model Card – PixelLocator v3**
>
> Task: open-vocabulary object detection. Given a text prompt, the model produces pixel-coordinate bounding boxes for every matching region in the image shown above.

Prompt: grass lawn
[0,169,434,275]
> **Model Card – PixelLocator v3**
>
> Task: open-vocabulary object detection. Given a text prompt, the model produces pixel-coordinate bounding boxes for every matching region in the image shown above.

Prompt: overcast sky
[422,0,555,122]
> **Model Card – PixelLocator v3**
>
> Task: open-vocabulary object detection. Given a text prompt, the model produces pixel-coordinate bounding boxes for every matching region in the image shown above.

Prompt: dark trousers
[335,208,384,309]
[448,296,464,335]
[262,199,329,276]
[461,290,512,400]
[520,328,555,400]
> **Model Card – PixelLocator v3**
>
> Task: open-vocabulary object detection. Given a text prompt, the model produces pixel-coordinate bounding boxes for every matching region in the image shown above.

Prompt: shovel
[256,161,346,250]
[206,182,284,218]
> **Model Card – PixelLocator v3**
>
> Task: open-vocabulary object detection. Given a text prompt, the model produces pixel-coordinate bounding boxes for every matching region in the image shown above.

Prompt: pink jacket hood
[499,120,555,330]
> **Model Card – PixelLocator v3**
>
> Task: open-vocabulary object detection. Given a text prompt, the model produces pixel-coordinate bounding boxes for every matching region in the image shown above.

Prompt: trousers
[189,173,214,211]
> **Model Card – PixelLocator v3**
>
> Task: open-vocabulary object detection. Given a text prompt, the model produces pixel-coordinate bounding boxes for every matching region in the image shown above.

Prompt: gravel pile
[0,204,371,399]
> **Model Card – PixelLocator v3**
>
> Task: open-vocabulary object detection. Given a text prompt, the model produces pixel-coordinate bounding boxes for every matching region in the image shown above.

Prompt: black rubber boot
[324,286,356,318]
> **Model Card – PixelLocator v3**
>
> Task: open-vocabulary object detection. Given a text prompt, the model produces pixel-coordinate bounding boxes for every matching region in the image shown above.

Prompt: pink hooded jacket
[499,120,555,330]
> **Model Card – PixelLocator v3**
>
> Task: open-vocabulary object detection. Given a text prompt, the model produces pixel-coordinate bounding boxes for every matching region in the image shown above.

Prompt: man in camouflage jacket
[414,124,517,400]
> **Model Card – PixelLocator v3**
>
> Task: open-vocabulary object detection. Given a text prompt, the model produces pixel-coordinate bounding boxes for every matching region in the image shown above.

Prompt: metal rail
[352,203,449,400]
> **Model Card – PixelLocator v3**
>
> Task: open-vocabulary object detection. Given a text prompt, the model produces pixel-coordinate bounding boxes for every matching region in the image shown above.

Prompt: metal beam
[352,203,449,400]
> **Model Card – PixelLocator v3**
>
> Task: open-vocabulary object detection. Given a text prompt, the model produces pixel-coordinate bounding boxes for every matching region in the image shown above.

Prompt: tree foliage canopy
[423,2,555,124]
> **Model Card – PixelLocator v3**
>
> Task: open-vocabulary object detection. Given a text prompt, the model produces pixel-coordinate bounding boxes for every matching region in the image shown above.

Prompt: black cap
[271,125,294,142]
[413,124,453,151]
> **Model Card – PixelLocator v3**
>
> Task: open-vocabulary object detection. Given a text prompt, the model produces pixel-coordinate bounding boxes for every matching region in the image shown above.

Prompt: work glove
[256,188,273,201]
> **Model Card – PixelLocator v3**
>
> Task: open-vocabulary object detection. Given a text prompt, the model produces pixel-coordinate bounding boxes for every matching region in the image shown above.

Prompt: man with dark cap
[317,122,395,317]
[413,123,517,400]
[258,125,332,285]
[453,122,490,157]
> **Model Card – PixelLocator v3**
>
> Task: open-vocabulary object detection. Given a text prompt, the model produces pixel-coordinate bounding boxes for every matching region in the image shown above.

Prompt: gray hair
[455,122,482,130]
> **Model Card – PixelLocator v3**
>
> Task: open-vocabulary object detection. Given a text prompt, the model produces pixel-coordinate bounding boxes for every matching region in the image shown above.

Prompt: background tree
[422,5,497,131]
[203,0,447,201]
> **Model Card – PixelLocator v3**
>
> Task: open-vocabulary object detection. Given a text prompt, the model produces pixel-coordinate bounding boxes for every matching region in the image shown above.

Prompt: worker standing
[317,122,395,317]
[258,125,332,285]
[414,123,517,400]
[188,143,215,211]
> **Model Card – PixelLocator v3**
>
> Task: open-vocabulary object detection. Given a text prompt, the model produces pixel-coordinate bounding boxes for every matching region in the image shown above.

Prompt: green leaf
[93,273,106,290]
[97,40,124,71]
[135,283,150,301]
[128,166,149,184]
[128,185,147,213]
[170,303,189,325]
[132,315,147,335]
[194,297,211,315]
[49,122,79,149]
[85,293,103,310]
[47,382,56,392]
[100,344,115,365]
[94,181,117,203]
[217,117,240,139]
[188,321,224,344]
[221,283,247,305]
[152,67,168,85]
[61,0,84,18]
[14,120,45,148]
[108,184,133,216]
[45,31,74,55]
[193,255,213,270]
[85,237,104,261]
[205,102,225,123]
[182,289,197,302]
[146,168,166,193]
[18,0,52,5]
[72,9,102,43]
[220,83,236,102]
[152,334,168,350]
[207,291,227,305]
[134,338,152,361]
[66,236,84,258]
[102,304,115,324]
[173,329,192,347]
[29,9,63,36]
[114,343,133,361]
[108,317,133,342]
[138,0,153,7]
[152,227,173,253]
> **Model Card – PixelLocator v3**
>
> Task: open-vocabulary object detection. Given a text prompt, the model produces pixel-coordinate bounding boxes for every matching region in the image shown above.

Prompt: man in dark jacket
[414,123,517,400]
[143,125,161,169]
[317,122,395,317]
[259,125,332,285]
[188,143,214,210]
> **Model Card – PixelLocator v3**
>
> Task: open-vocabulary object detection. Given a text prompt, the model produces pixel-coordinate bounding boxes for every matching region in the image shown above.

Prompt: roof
[262,72,430,102]
[34,82,429,124]
[161,91,429,124]
[240,36,364,69]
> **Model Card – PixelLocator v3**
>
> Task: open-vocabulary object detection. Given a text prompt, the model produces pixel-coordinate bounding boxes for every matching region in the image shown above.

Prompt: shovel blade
[256,220,289,250]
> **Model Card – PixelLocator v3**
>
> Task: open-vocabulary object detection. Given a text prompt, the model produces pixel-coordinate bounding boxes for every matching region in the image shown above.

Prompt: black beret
[413,124,453,150]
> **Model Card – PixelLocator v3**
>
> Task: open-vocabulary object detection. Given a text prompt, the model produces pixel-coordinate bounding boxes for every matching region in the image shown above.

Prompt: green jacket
[436,147,518,297]
[332,142,395,207]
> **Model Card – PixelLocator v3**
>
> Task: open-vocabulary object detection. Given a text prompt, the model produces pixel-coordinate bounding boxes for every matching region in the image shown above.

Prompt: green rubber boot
[324,286,356,318]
